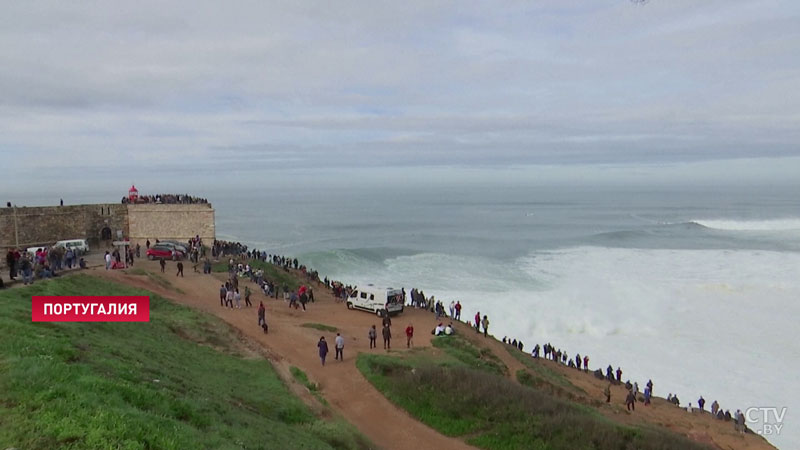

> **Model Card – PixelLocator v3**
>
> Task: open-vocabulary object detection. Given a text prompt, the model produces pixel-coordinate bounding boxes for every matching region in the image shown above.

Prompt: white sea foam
[324,246,800,448]
[692,219,800,231]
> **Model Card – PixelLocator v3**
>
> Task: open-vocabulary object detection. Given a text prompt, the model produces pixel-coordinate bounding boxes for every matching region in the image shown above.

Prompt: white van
[26,246,49,257]
[347,285,404,316]
[55,239,90,255]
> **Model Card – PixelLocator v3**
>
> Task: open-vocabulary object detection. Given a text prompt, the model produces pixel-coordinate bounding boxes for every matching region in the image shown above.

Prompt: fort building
[1,192,215,265]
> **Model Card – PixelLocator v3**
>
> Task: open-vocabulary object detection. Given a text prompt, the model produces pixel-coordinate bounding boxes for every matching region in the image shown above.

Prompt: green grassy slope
[357,340,711,450]
[0,275,368,450]
[212,260,301,291]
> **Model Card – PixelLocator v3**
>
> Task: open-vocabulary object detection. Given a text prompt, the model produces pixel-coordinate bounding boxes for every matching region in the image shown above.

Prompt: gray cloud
[1,0,799,185]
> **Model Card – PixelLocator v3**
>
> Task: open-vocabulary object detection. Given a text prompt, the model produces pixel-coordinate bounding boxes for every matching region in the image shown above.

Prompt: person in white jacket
[335,333,345,361]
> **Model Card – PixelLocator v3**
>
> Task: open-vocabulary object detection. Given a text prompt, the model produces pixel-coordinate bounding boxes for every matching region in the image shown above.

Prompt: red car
[146,245,184,260]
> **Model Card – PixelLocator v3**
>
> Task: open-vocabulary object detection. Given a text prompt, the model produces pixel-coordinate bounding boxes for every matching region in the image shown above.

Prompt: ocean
[8,165,798,447]
[212,170,797,448]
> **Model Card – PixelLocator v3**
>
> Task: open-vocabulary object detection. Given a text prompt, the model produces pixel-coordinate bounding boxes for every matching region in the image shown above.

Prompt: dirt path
[88,261,774,450]
[93,262,473,450]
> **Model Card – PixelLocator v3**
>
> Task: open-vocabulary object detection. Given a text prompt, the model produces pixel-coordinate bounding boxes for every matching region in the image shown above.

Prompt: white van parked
[55,239,90,255]
[26,246,48,257]
[347,285,404,316]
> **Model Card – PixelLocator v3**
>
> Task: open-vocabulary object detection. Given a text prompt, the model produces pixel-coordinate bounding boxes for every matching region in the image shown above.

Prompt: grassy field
[301,323,339,333]
[357,348,711,450]
[502,345,590,402]
[212,259,301,291]
[0,275,369,450]
[290,366,328,407]
[431,334,508,376]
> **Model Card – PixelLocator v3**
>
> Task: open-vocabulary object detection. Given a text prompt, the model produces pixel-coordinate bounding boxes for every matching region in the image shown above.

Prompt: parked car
[155,241,189,254]
[146,245,184,260]
[54,239,90,255]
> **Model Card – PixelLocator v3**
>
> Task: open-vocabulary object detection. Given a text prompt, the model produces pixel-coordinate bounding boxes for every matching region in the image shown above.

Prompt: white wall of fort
[126,204,215,246]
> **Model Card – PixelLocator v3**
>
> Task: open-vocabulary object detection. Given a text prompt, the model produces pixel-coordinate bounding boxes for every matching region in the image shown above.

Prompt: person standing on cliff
[244,286,252,307]
[405,324,414,348]
[474,311,481,332]
[225,287,234,308]
[604,383,611,403]
[481,315,489,337]
[257,301,266,327]
[382,324,392,350]
[318,337,329,366]
[368,325,377,349]
[626,390,636,411]
[7,249,17,280]
[335,333,344,361]
[454,301,462,321]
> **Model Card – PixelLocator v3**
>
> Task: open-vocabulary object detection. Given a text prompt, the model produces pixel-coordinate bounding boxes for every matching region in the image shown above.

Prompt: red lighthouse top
[128,185,139,202]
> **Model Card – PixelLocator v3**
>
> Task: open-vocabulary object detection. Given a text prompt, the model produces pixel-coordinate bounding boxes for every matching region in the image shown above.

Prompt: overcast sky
[2,0,800,190]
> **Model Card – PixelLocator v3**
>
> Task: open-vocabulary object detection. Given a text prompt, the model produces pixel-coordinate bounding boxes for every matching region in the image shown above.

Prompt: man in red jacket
[405,324,414,348]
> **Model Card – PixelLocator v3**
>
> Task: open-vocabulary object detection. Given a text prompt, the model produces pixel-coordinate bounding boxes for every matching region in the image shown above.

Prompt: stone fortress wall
[0,203,215,267]
[127,204,215,247]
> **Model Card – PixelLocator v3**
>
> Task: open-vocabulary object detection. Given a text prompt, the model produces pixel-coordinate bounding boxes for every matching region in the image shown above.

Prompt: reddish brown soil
[88,260,774,450]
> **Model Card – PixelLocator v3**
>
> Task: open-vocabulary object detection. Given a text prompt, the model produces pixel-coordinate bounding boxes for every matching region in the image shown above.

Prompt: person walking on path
[219,284,226,306]
[626,390,636,411]
[234,288,242,309]
[299,291,307,311]
[244,286,252,307]
[159,258,166,273]
[335,333,345,361]
[176,261,184,277]
[368,325,377,349]
[604,383,611,403]
[382,324,392,350]
[105,251,111,270]
[481,315,490,337]
[225,288,234,309]
[257,301,266,327]
[405,324,414,348]
[318,337,329,366]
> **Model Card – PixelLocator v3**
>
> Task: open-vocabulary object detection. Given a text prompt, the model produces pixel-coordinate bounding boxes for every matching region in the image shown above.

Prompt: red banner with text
[31,296,150,322]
